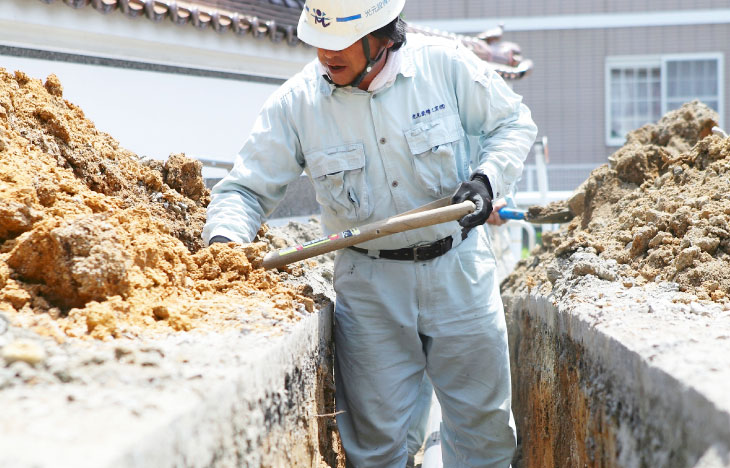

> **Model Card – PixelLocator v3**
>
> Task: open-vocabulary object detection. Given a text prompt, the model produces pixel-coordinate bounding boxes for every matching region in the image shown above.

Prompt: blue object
[497,207,527,220]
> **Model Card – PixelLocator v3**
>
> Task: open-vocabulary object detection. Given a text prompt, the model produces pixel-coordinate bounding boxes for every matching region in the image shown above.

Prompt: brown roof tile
[38,0,532,78]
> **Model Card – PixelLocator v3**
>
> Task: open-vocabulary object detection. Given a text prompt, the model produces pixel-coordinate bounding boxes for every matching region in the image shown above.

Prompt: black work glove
[451,173,494,229]
[208,235,232,246]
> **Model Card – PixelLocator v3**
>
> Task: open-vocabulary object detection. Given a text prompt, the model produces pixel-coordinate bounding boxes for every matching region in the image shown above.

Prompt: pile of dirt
[504,101,730,303]
[0,68,322,341]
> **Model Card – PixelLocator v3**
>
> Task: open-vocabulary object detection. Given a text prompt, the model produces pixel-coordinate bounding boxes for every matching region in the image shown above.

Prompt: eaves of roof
[38,0,533,79]
[41,0,305,45]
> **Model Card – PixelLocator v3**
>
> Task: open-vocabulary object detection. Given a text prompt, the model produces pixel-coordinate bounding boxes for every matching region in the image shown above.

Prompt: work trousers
[333,227,516,467]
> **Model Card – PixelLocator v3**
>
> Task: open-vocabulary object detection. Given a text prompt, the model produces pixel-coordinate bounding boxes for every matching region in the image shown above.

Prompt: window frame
[605,53,724,146]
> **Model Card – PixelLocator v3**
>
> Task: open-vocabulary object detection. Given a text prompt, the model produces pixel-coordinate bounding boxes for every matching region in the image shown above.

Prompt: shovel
[262,197,475,270]
[393,197,574,224]
[497,207,574,224]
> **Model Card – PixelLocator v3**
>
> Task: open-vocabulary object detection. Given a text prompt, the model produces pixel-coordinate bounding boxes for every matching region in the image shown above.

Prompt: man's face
[317,35,390,87]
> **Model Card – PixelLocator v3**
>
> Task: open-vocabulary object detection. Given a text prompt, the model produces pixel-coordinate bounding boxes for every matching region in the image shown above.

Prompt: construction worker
[203,0,537,466]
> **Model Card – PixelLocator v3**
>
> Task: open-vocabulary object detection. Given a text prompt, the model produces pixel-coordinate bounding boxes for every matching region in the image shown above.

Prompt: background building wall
[508,23,729,191]
[405,2,730,192]
[403,0,730,20]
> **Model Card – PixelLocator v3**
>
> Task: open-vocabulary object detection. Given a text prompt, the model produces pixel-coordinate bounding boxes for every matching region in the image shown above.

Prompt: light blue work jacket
[203,33,537,250]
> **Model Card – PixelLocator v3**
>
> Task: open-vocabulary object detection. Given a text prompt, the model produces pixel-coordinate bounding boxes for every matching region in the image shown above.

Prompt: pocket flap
[306,144,366,179]
[404,114,464,155]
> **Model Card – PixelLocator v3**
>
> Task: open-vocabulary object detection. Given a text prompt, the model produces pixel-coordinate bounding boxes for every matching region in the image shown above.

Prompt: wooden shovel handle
[391,196,452,218]
[262,199,474,270]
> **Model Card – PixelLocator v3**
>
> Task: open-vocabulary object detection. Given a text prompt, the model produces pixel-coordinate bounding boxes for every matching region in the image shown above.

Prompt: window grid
[609,65,662,140]
[665,59,720,113]
[606,54,723,146]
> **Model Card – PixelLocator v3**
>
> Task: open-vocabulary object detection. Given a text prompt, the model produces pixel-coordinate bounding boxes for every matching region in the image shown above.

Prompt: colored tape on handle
[497,207,527,220]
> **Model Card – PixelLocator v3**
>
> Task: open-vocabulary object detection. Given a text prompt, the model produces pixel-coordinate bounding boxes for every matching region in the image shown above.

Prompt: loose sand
[0,68,323,341]
[504,101,730,304]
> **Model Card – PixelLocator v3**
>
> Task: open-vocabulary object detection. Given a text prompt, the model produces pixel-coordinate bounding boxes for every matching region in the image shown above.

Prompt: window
[666,58,720,112]
[606,54,724,146]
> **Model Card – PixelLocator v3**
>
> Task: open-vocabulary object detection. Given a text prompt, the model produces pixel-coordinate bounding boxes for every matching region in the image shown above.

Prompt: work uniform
[203,33,537,467]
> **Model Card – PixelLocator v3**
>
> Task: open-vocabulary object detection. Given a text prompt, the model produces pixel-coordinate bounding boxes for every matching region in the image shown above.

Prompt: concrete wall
[404,2,730,191]
[403,1,730,19]
[507,24,730,165]
[0,0,315,178]
[502,254,730,467]
[0,305,339,468]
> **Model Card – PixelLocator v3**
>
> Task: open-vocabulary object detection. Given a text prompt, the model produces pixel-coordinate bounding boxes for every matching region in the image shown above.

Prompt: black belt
[348,235,454,261]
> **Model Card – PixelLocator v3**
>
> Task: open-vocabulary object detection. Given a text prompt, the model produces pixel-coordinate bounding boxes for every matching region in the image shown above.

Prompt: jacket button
[391,180,398,188]
[379,137,387,144]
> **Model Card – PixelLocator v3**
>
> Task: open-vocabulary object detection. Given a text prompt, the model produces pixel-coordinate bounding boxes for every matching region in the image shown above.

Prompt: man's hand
[487,199,508,226]
[451,173,493,229]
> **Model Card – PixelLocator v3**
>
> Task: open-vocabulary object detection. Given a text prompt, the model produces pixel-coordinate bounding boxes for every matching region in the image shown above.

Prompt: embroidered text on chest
[412,104,446,120]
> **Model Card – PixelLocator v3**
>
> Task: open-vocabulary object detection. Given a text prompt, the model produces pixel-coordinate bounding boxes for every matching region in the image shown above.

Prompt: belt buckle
[414,242,436,261]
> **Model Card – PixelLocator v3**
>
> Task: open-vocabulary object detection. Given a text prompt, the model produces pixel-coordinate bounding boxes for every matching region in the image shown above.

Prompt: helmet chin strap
[324,37,388,89]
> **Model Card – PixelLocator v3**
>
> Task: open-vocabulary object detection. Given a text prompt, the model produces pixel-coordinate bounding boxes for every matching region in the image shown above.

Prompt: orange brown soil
[504,101,730,303]
[0,69,316,341]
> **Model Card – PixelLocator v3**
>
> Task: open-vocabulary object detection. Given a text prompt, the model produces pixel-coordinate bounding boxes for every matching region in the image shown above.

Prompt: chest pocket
[305,143,372,222]
[404,114,465,197]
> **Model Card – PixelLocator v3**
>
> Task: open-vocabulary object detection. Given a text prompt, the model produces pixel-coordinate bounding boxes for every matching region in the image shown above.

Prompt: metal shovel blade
[498,207,574,224]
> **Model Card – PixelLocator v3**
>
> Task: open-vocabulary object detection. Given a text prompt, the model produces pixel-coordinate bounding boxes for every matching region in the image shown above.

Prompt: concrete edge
[111,302,336,468]
[0,303,335,468]
[507,292,730,467]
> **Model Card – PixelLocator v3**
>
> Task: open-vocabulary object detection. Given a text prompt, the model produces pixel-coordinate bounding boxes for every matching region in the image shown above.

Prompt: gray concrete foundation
[0,304,337,468]
[504,275,730,468]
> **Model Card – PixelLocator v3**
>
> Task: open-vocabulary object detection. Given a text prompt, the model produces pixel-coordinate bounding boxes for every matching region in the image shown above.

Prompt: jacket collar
[315,43,415,96]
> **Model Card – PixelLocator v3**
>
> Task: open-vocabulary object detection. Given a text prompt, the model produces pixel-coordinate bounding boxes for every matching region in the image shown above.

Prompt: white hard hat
[297,0,406,51]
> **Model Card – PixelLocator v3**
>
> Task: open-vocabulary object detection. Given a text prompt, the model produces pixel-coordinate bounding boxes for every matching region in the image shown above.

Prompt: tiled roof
[38,0,532,79]
[409,24,533,80]
[41,0,305,45]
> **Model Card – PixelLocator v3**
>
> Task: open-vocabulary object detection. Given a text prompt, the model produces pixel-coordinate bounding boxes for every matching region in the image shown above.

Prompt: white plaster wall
[0,0,317,178]
[1,55,278,178]
[0,0,313,78]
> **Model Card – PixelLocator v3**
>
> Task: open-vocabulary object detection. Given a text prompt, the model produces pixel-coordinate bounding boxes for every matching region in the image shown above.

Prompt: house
[404,1,730,192]
[0,0,313,183]
[0,0,534,218]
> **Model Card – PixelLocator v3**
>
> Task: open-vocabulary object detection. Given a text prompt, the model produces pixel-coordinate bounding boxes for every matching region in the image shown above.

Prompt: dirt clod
[1,339,46,365]
[0,68,321,340]
[505,101,730,303]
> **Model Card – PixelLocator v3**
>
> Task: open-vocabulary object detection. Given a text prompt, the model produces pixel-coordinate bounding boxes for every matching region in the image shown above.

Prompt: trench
[0,304,343,468]
[504,289,730,468]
